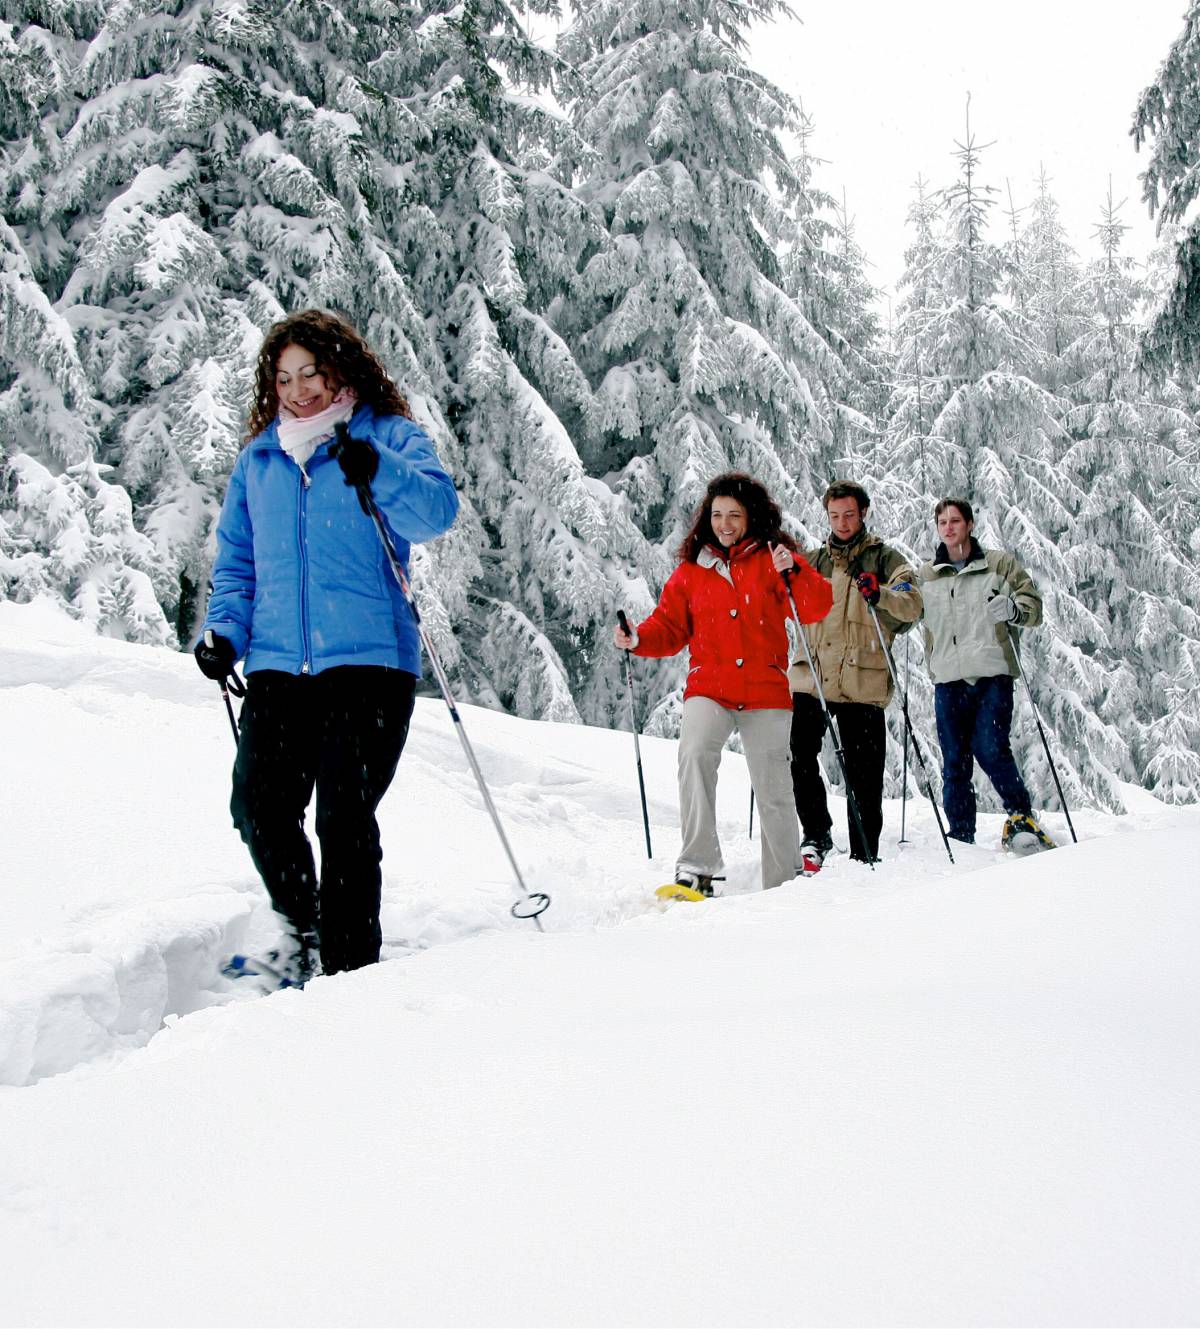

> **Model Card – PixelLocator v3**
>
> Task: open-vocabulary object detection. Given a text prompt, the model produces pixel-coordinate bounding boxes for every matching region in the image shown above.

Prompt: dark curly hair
[677,472,798,563]
[245,308,412,440]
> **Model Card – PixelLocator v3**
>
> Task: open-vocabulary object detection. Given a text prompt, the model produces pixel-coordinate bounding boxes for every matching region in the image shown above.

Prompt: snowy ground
[1,598,1197,1327]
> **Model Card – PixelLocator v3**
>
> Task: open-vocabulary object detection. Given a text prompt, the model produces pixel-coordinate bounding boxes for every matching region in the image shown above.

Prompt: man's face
[826,497,865,542]
[937,506,973,552]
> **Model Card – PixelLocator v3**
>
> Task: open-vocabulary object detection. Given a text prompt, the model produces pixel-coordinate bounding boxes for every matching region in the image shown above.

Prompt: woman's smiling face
[275,343,337,418]
[710,496,749,548]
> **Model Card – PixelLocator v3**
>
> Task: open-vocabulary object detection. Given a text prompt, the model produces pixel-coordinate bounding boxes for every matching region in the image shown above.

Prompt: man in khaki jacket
[790,481,922,866]
[919,496,1050,850]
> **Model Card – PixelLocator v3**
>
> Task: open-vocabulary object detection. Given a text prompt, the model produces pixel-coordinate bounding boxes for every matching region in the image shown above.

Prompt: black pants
[790,693,886,862]
[230,667,417,974]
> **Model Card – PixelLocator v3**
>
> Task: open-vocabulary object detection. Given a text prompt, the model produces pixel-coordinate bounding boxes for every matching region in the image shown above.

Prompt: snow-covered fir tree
[823,193,890,451]
[371,0,661,725]
[873,174,942,522]
[555,0,846,730]
[999,178,1031,315]
[1132,0,1200,378]
[1059,186,1200,801]
[780,111,882,480]
[1018,169,1089,397]
[0,4,171,641]
[0,0,454,646]
[879,109,1133,811]
[0,212,172,640]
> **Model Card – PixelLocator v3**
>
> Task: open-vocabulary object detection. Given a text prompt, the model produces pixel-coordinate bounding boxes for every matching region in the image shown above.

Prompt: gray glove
[988,593,1022,625]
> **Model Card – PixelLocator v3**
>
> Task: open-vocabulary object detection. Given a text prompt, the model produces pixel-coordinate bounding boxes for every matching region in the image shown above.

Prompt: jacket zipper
[297,466,312,673]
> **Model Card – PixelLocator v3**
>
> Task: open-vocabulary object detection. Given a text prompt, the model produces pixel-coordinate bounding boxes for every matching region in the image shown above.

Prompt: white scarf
[277,389,357,471]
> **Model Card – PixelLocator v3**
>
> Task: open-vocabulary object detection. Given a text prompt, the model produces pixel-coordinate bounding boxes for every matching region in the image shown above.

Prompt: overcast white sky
[745,0,1188,302]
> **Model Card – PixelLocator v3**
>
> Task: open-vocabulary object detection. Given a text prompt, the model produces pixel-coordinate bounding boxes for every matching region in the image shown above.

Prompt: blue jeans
[934,676,1032,841]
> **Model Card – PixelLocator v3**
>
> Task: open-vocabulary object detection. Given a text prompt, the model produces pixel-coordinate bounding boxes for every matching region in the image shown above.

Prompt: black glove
[194,631,236,682]
[331,423,379,490]
[855,571,881,605]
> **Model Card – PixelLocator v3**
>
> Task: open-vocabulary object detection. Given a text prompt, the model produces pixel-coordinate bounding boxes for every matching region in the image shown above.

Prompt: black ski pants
[790,692,885,862]
[230,666,417,975]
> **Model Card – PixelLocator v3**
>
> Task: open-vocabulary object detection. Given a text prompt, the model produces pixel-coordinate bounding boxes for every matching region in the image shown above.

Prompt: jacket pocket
[788,659,814,694]
[842,641,891,705]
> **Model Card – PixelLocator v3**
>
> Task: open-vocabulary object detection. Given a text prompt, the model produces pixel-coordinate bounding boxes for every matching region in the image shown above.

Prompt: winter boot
[654,870,717,903]
[799,834,834,876]
[1001,813,1055,855]
[673,870,714,898]
[266,928,320,987]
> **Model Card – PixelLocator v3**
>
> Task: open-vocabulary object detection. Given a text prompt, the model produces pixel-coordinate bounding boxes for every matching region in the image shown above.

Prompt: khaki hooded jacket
[788,529,922,707]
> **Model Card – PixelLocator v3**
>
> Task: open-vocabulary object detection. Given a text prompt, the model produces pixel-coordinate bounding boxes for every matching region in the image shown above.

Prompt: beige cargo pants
[676,696,799,891]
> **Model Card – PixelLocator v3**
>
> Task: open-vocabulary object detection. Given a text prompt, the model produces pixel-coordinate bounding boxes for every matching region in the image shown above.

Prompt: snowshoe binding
[655,871,719,903]
[799,835,834,877]
[1001,813,1056,856]
[223,929,319,990]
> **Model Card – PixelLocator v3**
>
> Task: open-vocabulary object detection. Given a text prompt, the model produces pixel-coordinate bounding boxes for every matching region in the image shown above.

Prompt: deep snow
[1,598,1197,1327]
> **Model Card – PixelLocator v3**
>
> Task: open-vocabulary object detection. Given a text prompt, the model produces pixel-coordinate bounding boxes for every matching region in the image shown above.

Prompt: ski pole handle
[204,630,242,744]
[616,610,652,858]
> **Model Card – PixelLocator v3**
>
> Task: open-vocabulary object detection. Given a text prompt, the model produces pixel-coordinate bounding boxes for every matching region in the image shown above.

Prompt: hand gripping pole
[204,629,246,746]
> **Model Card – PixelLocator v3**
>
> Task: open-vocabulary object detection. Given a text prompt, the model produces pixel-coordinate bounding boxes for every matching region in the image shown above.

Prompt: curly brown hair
[245,308,412,440]
[677,472,799,562]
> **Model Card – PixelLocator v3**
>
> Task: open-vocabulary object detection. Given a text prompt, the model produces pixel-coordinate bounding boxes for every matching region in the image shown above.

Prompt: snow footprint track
[0,890,255,1088]
[0,819,1135,1089]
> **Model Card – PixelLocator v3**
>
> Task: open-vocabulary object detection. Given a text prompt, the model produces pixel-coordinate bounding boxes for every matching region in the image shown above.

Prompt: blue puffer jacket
[202,403,458,677]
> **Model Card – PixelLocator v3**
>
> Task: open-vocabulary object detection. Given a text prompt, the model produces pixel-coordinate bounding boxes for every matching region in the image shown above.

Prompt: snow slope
[1,599,1197,1327]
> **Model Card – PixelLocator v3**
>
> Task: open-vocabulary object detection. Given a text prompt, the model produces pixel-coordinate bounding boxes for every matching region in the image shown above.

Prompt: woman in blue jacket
[194,309,458,983]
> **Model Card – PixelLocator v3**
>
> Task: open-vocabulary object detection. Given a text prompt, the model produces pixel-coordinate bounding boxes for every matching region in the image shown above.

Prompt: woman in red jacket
[614,473,832,894]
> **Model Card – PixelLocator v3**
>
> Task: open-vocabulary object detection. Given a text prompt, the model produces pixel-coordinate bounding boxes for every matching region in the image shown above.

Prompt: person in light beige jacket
[918,497,1049,849]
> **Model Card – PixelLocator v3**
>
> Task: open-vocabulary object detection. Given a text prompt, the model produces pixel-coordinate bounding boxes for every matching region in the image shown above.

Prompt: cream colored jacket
[918,540,1043,683]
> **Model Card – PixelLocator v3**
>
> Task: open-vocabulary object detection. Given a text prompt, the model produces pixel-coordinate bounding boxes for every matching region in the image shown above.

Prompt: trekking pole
[866,605,955,864]
[1008,628,1079,844]
[617,610,653,859]
[343,442,550,929]
[748,788,755,838]
[204,629,245,745]
[899,634,910,843]
[783,577,875,870]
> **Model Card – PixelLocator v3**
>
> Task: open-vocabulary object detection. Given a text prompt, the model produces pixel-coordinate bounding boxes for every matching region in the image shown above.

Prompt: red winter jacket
[633,540,832,710]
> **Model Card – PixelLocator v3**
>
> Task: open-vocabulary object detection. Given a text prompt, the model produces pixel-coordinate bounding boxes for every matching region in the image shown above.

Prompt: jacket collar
[931,537,986,571]
[697,538,760,569]
[824,528,878,565]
